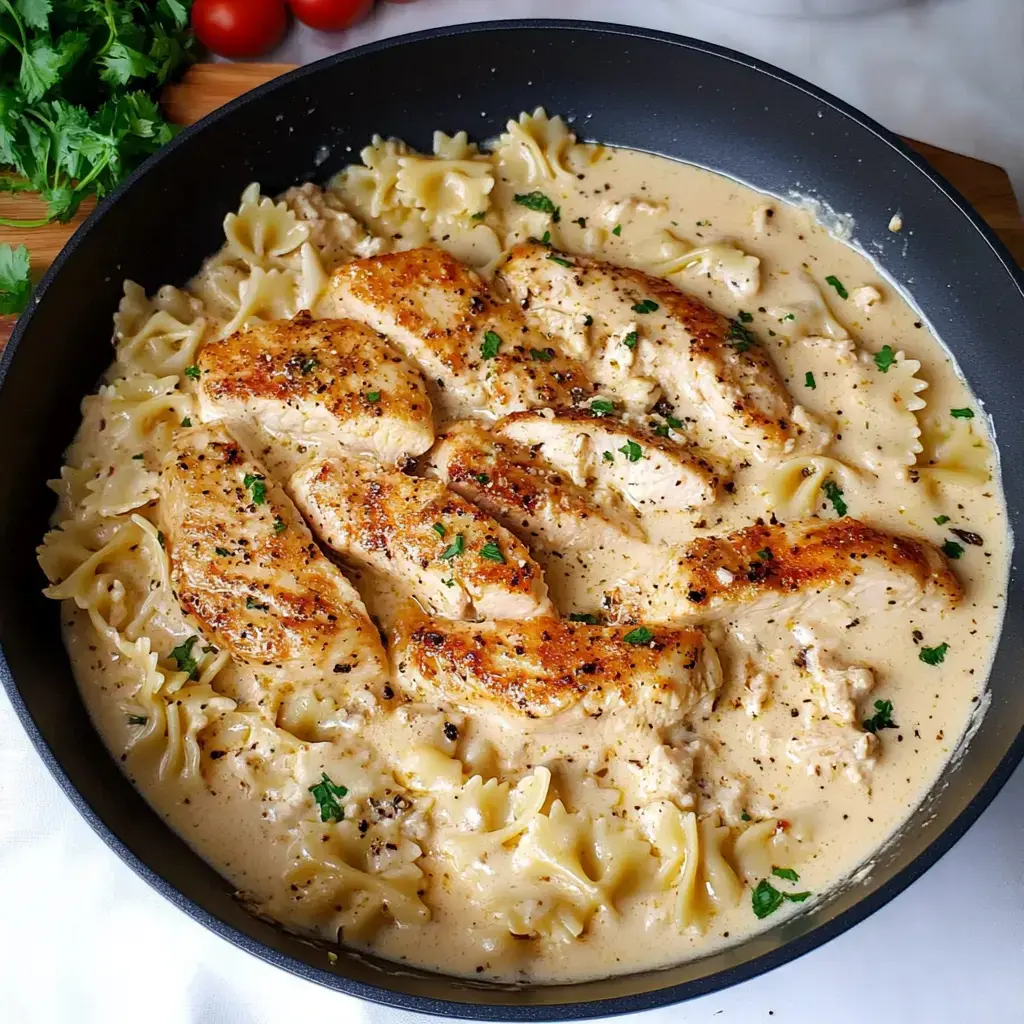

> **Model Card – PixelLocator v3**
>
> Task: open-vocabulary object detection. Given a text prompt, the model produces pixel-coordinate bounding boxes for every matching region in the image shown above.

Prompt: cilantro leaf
[169,635,200,680]
[530,347,554,362]
[0,243,31,313]
[479,541,505,564]
[751,879,784,919]
[619,440,643,462]
[309,772,348,823]
[863,699,896,733]
[623,626,654,645]
[590,399,615,417]
[727,319,756,352]
[569,612,600,624]
[919,642,949,666]
[934,515,950,525]
[874,345,896,373]
[481,330,501,359]
[950,407,974,419]
[630,299,658,314]
[514,191,559,219]
[243,473,266,506]
[825,275,848,299]
[441,534,464,560]
[804,371,816,390]
[547,254,573,268]
[821,479,847,517]
[771,866,799,882]
[941,540,964,560]
[100,42,157,88]
[622,330,638,350]
[432,522,446,539]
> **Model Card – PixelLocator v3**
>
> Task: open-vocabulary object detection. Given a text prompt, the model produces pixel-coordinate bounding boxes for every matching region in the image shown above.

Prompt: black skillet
[0,20,1021,1021]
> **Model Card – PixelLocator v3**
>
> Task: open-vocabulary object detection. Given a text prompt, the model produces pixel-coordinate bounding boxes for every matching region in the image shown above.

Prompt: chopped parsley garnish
[530,347,554,362]
[941,540,964,560]
[822,479,847,516]
[756,547,773,561]
[126,714,148,726]
[471,210,486,220]
[950,407,974,419]
[631,299,658,314]
[214,547,230,557]
[652,423,670,438]
[602,450,614,462]
[622,330,638,350]
[181,416,191,427]
[873,345,896,373]
[738,310,754,323]
[752,879,810,919]
[273,518,286,534]
[727,319,756,352]
[590,399,616,417]
[479,541,505,563]
[623,626,654,646]
[514,191,560,220]
[540,230,551,245]
[804,371,816,390]
[245,596,268,611]
[771,866,800,882]
[309,772,348,823]
[612,224,622,236]
[574,216,587,228]
[441,534,464,560]
[132,452,144,460]
[825,275,848,299]
[169,636,200,680]
[365,391,381,403]
[583,314,594,327]
[301,357,318,375]
[547,254,573,268]
[475,473,490,485]
[741,811,752,822]
[442,577,455,588]
[664,414,683,429]
[432,523,446,539]
[619,440,643,462]
[243,473,267,506]
[863,699,896,733]
[919,642,949,666]
[184,365,200,380]
[569,613,600,624]
[781,313,796,321]
[934,515,950,525]
[481,331,502,359]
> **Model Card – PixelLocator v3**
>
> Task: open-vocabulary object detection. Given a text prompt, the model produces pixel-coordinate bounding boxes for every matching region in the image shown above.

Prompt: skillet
[0,20,1021,1020]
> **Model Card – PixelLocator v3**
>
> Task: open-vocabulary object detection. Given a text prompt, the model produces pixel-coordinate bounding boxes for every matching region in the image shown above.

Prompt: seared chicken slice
[197,313,433,465]
[392,606,720,724]
[498,242,794,458]
[495,408,720,511]
[607,517,961,624]
[289,455,550,621]
[324,247,595,419]
[424,420,644,554]
[159,426,387,689]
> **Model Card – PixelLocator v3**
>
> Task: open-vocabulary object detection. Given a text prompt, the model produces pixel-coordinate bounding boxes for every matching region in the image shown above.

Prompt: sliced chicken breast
[495,408,720,511]
[289,455,551,621]
[607,516,961,624]
[392,606,721,725]
[159,426,387,690]
[424,420,644,554]
[323,247,595,420]
[197,313,433,465]
[498,242,794,459]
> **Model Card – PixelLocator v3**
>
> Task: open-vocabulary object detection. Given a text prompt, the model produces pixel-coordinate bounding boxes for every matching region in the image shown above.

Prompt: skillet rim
[1,19,1022,1021]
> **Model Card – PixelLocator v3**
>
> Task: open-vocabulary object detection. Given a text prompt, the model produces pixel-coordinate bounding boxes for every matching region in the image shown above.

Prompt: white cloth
[3,2,1022,1022]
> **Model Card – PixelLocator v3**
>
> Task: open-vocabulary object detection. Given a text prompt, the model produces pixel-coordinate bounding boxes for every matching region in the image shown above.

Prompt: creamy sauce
[41,114,1008,985]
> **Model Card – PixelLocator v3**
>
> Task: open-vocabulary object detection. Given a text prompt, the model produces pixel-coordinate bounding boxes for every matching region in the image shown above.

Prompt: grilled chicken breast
[424,420,644,554]
[289,455,551,621]
[159,426,387,689]
[495,408,720,511]
[498,242,794,458]
[324,247,595,420]
[197,313,433,465]
[392,606,721,724]
[607,517,961,624]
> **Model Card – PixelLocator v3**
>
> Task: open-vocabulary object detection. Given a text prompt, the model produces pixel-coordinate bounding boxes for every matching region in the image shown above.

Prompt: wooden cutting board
[0,61,1020,343]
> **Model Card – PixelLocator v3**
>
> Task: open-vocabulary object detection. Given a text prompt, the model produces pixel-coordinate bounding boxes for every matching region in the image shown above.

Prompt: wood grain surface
[0,60,1019,343]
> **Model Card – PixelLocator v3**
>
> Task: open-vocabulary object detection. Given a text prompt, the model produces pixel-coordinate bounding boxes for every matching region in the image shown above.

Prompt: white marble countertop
[3,2,1022,1022]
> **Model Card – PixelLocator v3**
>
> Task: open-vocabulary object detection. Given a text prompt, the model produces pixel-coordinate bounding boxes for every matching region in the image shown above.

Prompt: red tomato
[287,0,374,31]
[192,0,288,58]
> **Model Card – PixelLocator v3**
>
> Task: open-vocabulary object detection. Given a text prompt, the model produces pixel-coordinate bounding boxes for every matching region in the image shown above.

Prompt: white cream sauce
[50,132,1007,985]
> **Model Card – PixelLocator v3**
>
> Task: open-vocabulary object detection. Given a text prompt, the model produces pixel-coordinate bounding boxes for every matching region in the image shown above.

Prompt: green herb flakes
[273,518,286,534]
[432,522,446,539]
[619,440,643,462]
[822,479,847,517]
[934,515,950,525]
[547,254,573,268]
[622,330,638,350]
[771,866,799,882]
[245,596,268,611]
[514,191,559,219]
[181,416,191,427]
[751,879,784,919]
[950,407,974,419]
[825,275,848,299]
[591,399,615,417]
[727,320,756,352]
[184,364,200,380]
[479,541,505,564]
[941,540,964,559]
[602,450,614,462]
[873,345,896,373]
[301,357,318,375]
[569,613,600,624]
[612,224,622,236]
[919,642,949,666]
[863,699,896,733]
[365,390,381,403]
[243,473,266,506]
[309,773,348,823]
[738,310,754,323]
[756,547,773,561]
[481,330,502,359]
[804,371,816,390]
[623,626,654,646]
[169,636,200,680]
[530,347,554,362]
[630,298,658,314]
[214,546,229,557]
[441,534,464,561]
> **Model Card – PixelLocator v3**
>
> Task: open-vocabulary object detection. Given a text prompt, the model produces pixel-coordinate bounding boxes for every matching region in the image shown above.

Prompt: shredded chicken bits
[41,126,1003,986]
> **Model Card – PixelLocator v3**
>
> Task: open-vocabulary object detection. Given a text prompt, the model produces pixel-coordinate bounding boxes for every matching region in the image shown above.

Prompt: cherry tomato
[287,0,375,31]
[192,0,288,59]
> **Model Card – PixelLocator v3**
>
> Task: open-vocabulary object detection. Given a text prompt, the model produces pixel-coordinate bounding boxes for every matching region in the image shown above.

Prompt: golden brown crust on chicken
[392,605,720,722]
[608,516,961,623]
[158,426,387,688]
[425,420,644,553]
[325,247,595,418]
[498,242,794,456]
[288,455,551,621]
[197,313,433,464]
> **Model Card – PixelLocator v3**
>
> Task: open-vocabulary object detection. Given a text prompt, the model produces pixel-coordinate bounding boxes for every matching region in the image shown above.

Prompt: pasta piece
[914,416,991,490]
[492,108,577,183]
[640,801,703,931]
[731,818,803,884]
[699,816,744,908]
[761,455,861,517]
[394,155,494,224]
[281,182,385,267]
[223,183,310,268]
[655,232,762,299]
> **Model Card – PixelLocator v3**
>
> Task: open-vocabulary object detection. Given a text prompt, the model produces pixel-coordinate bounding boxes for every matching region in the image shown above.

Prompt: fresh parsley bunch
[0,0,196,313]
